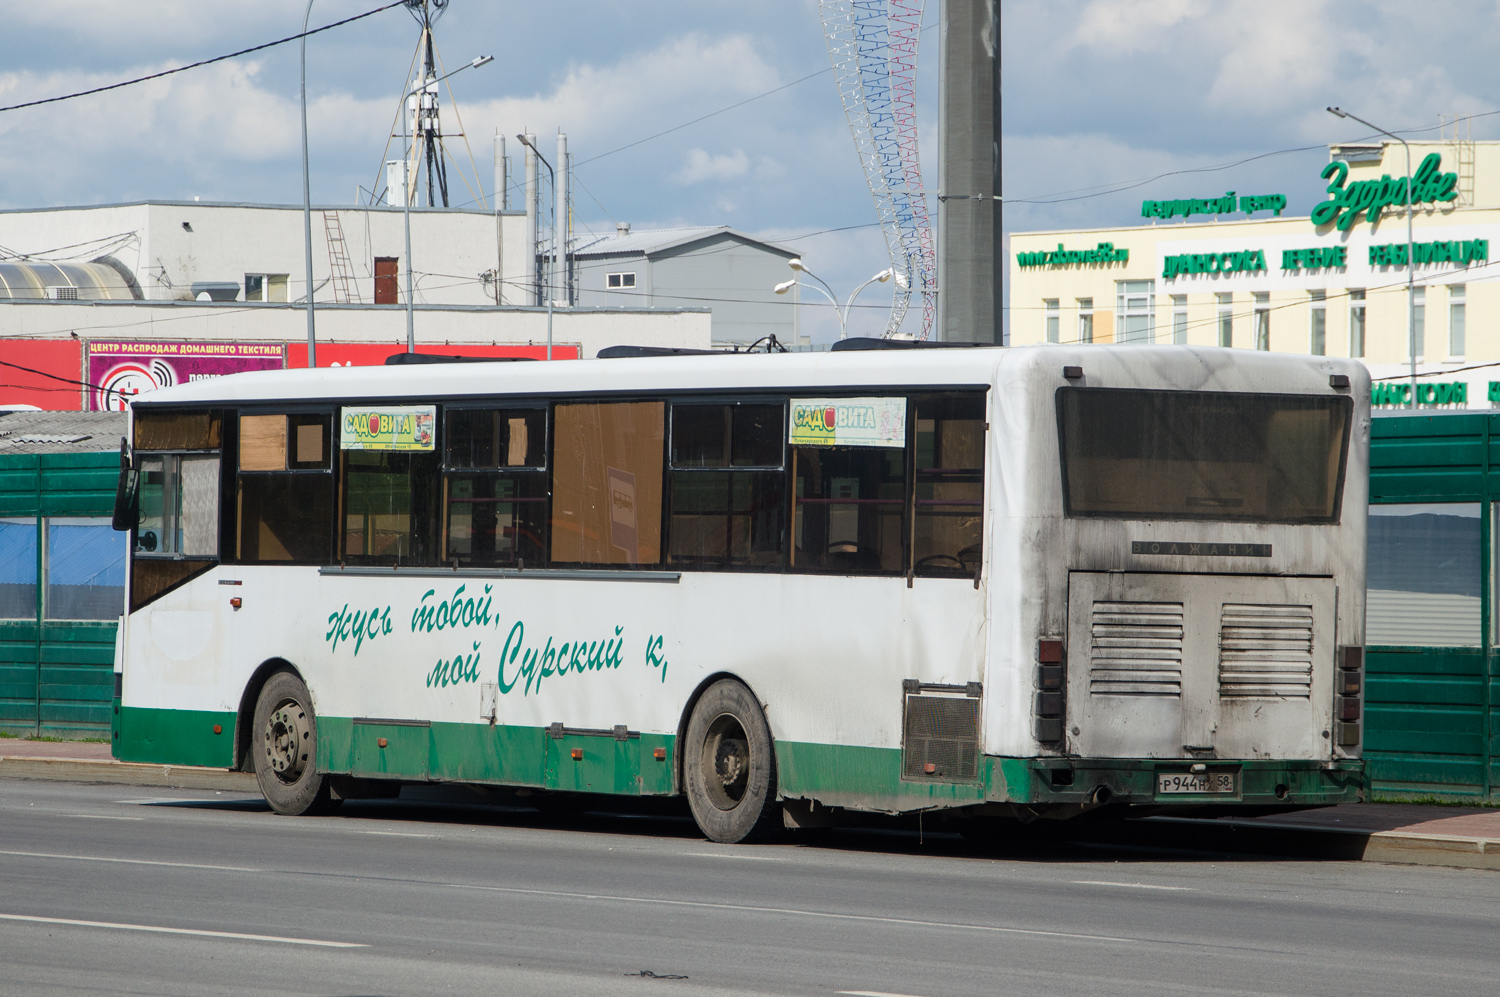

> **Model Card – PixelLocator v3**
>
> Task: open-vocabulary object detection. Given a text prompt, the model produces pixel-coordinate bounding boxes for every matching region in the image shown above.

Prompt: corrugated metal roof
[569,226,796,258]
[0,412,125,454]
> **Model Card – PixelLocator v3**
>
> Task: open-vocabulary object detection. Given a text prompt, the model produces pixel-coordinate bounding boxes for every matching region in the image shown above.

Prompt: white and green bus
[111,342,1368,842]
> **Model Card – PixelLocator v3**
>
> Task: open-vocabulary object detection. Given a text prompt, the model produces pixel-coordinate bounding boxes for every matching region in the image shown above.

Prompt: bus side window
[667,403,785,570]
[236,413,334,564]
[911,393,986,578]
[551,401,665,567]
[791,445,905,576]
[443,407,548,568]
[130,408,225,609]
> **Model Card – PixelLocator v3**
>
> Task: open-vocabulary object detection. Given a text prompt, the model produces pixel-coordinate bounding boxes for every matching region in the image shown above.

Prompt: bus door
[1065,571,1335,761]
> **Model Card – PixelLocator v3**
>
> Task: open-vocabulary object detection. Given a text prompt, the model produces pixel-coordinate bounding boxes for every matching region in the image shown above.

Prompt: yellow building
[1009,140,1500,407]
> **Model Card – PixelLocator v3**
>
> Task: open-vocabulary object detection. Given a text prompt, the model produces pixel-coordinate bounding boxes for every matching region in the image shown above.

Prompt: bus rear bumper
[998,757,1366,810]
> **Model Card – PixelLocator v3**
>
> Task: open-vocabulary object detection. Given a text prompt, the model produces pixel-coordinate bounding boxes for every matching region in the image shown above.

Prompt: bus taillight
[1035,639,1065,743]
[1336,646,1362,747]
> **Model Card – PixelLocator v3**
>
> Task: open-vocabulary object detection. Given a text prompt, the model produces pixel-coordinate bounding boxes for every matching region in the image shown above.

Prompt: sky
[3,1,1500,342]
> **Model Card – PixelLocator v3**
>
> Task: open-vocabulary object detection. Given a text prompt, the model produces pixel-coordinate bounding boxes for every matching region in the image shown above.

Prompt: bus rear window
[1057,388,1351,524]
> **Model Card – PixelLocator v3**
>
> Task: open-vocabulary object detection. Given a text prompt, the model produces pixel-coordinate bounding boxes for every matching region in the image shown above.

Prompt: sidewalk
[0,738,254,791]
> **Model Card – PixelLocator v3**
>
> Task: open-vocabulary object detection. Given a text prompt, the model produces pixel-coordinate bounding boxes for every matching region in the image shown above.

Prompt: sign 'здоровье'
[1313,152,1458,231]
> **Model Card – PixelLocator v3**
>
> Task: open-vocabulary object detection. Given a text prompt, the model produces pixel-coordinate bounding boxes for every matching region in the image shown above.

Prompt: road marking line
[0,849,258,873]
[0,913,364,948]
[1072,880,1195,892]
[679,852,784,861]
[839,991,931,997]
[364,831,435,838]
[449,884,1133,943]
[61,814,145,821]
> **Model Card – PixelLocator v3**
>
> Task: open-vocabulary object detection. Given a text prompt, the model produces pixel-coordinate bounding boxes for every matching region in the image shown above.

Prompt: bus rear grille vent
[902,694,980,782]
[1219,603,1314,699]
[1088,601,1184,696]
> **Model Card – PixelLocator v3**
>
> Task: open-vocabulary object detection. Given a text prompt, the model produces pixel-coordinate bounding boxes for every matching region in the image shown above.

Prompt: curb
[0,756,256,792]
[1132,816,1500,871]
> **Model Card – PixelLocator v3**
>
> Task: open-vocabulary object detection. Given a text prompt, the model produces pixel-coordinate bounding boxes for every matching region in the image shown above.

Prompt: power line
[0,2,405,115]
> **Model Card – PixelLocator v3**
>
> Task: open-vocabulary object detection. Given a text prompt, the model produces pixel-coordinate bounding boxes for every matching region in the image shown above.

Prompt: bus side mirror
[112,466,140,532]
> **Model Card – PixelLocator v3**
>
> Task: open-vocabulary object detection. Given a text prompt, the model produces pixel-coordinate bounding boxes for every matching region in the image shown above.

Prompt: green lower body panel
[114,705,236,767]
[110,706,1366,814]
[316,717,677,796]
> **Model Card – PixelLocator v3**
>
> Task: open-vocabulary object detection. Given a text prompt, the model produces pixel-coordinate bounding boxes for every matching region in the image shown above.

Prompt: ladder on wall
[322,210,361,303]
[1441,114,1476,207]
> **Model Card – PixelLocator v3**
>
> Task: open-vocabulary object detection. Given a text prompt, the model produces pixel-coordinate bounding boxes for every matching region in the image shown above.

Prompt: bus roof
[127,344,1365,407]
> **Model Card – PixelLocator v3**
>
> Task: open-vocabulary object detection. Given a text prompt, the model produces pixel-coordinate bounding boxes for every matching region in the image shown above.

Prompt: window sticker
[789,397,906,448]
[341,405,436,451]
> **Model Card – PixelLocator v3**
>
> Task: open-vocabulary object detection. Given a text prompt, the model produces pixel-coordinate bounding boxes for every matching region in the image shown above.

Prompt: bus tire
[683,679,780,844]
[253,670,333,816]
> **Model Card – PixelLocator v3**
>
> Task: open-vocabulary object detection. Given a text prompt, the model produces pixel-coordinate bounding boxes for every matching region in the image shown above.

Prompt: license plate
[1157,772,1236,795]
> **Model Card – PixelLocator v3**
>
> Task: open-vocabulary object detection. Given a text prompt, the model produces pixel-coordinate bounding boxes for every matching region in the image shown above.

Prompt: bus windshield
[1057,387,1351,524]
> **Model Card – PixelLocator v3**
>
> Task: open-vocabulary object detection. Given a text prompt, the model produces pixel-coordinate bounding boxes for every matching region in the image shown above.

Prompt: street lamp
[396,54,494,353]
[514,133,556,360]
[1327,106,1415,407]
[300,1,317,368]
[774,258,908,339]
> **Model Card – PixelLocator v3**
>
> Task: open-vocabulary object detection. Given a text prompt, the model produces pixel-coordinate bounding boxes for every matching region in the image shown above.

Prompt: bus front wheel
[683,679,780,844]
[253,670,334,816]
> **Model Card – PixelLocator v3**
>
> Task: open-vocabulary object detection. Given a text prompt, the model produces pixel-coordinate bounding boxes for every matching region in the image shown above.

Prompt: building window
[1077,298,1093,344]
[1349,289,1366,358]
[45,518,126,620]
[1116,280,1154,343]
[1253,292,1270,350]
[1309,290,1326,356]
[0,518,37,620]
[244,274,289,303]
[1368,503,1481,647]
[1172,295,1187,345]
[607,272,637,289]
[1412,286,1426,362]
[1044,299,1059,342]
[1217,293,1233,348]
[1449,284,1466,359]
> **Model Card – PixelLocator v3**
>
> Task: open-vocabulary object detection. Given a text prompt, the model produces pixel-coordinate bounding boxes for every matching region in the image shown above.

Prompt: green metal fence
[1369,412,1498,801]
[0,451,120,738]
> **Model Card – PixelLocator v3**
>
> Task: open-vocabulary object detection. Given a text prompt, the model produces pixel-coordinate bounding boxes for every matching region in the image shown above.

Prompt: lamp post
[1327,106,1415,408]
[300,1,316,367]
[397,54,494,353]
[514,133,555,360]
[774,258,908,339]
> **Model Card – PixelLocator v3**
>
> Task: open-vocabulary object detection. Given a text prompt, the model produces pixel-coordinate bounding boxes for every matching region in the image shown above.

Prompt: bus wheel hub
[265,704,308,782]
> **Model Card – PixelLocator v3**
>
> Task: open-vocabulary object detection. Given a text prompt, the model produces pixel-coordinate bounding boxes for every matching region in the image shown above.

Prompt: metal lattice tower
[820,0,936,339]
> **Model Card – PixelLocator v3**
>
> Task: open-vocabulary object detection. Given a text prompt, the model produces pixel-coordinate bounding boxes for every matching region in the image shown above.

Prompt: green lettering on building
[1313,152,1459,232]
[1016,242,1129,268]
[1371,382,1467,407]
[1141,192,1286,219]
[1162,249,1268,280]
[1281,246,1348,270]
[1369,238,1488,267]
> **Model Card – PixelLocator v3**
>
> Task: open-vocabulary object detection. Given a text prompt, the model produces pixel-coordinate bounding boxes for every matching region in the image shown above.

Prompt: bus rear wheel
[253,670,334,816]
[683,679,780,844]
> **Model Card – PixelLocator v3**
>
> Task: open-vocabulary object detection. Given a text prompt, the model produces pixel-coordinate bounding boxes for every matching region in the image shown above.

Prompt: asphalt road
[0,780,1496,997]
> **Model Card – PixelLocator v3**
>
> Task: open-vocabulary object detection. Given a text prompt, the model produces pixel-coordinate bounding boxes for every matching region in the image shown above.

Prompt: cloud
[673,148,750,184]
[1071,0,1209,54]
